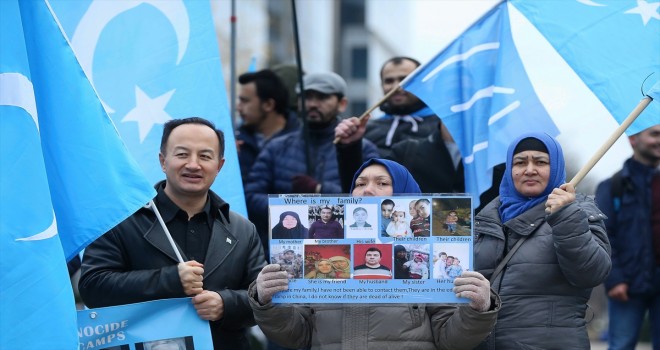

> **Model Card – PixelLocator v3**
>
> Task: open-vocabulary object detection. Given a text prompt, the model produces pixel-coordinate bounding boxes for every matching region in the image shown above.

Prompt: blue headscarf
[498,132,566,223]
[350,158,421,194]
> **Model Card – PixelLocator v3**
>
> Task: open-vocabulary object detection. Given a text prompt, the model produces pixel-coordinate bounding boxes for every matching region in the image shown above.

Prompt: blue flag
[402,1,559,208]
[648,81,660,101]
[50,0,247,215]
[0,0,155,347]
[511,0,660,135]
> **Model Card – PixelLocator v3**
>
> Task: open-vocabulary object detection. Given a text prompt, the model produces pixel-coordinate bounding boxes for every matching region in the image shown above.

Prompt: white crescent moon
[576,0,606,7]
[69,0,190,111]
[0,73,39,130]
[0,73,58,241]
[16,213,58,241]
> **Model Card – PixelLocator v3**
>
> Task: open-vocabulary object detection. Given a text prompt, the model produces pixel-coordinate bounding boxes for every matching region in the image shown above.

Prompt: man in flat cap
[245,72,379,240]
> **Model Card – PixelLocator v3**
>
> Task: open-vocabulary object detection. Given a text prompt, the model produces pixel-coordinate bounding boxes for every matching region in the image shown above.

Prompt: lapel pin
[226,237,232,244]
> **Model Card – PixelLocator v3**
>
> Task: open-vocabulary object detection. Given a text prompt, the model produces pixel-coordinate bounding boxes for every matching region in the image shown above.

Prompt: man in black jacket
[79,117,266,350]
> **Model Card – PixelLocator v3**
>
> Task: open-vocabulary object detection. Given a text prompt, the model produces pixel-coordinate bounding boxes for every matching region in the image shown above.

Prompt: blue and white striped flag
[403,1,558,208]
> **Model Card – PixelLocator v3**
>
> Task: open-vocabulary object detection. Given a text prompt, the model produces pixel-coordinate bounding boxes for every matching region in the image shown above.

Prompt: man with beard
[245,72,379,245]
[365,57,451,158]
[596,124,660,349]
[334,57,504,213]
[308,206,343,239]
[235,69,299,188]
[334,57,462,192]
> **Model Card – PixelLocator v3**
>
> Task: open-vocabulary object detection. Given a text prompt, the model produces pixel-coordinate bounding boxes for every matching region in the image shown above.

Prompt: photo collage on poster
[268,194,473,303]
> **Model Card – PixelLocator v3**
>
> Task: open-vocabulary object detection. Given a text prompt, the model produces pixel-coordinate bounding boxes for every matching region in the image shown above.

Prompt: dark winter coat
[79,183,266,350]
[235,111,300,186]
[248,285,500,350]
[364,106,439,159]
[596,157,659,295]
[245,120,379,239]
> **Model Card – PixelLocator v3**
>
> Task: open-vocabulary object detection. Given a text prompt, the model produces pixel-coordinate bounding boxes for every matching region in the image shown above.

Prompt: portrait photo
[432,243,471,281]
[271,244,304,279]
[303,244,351,279]
[409,198,432,237]
[344,204,378,239]
[393,244,431,279]
[270,205,309,240]
[431,197,472,236]
[307,205,344,239]
[381,198,418,238]
[135,336,193,350]
[353,244,393,280]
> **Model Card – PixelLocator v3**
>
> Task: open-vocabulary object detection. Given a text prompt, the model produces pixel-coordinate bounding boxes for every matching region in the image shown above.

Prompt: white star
[122,86,175,143]
[624,0,660,25]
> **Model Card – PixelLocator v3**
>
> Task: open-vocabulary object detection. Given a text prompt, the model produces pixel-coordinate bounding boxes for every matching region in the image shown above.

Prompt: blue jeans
[608,290,660,350]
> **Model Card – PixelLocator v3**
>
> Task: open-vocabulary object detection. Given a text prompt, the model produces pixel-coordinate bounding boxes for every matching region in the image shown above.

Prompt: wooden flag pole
[332,86,400,144]
[569,96,652,187]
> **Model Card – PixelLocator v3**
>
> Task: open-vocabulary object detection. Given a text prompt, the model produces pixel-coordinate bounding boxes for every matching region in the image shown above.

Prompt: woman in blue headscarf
[249,158,501,349]
[474,132,611,349]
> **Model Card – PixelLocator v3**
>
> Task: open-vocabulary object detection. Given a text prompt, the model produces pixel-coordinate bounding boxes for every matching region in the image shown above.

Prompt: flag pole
[229,0,237,132]
[569,96,653,187]
[145,200,185,263]
[290,0,313,176]
[332,86,399,144]
[332,1,506,146]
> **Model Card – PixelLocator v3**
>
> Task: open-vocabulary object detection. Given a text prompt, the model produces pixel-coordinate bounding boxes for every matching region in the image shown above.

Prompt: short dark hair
[381,199,395,208]
[160,117,225,157]
[415,198,430,207]
[238,69,289,116]
[379,56,421,79]
[365,247,382,257]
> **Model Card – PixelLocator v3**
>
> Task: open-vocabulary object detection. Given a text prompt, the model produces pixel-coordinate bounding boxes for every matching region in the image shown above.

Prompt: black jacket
[235,111,300,186]
[79,182,266,350]
[596,157,659,295]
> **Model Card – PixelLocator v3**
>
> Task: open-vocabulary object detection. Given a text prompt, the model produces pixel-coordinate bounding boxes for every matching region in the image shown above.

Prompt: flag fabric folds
[510,0,660,135]
[50,0,247,215]
[402,1,559,208]
[1,0,155,347]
